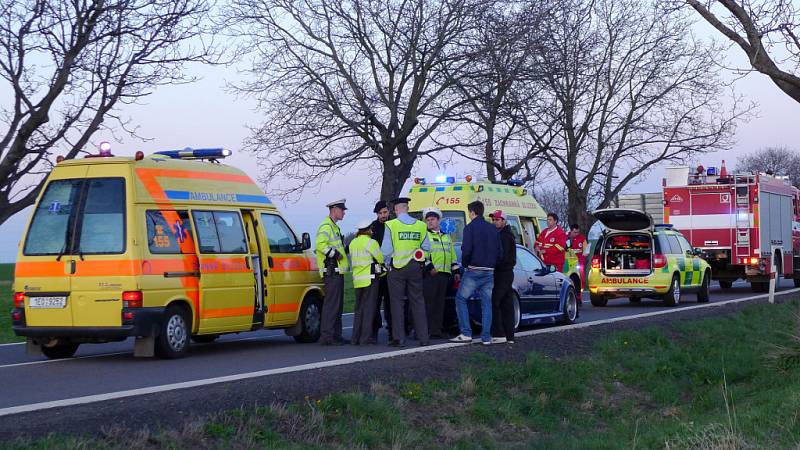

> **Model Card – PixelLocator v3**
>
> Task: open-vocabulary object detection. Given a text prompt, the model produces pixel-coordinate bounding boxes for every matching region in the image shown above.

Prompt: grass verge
[5,299,800,449]
[0,263,20,344]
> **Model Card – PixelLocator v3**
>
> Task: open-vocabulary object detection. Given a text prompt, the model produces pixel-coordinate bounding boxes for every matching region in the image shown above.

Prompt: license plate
[28,296,67,309]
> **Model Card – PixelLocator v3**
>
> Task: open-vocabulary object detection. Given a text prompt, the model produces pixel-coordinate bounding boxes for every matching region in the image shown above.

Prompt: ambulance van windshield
[410,210,466,242]
[23,178,126,256]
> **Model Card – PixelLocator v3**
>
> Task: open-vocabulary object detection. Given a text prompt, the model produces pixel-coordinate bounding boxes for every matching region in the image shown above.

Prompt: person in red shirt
[535,213,568,271]
[568,223,589,281]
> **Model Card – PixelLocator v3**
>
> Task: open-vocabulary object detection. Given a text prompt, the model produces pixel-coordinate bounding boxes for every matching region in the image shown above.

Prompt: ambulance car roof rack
[153,148,232,162]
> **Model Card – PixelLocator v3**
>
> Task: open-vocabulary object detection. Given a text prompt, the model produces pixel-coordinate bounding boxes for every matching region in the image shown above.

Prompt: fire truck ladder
[734,176,752,260]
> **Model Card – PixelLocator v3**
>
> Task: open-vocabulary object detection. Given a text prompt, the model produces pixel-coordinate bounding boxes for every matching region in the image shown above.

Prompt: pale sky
[1,21,798,262]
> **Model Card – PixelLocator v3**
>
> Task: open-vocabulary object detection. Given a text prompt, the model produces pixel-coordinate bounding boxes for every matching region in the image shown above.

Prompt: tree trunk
[378,144,415,202]
[566,186,594,234]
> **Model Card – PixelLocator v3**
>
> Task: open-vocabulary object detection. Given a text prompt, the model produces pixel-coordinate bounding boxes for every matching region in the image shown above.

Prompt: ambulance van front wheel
[155,305,191,359]
[294,295,322,343]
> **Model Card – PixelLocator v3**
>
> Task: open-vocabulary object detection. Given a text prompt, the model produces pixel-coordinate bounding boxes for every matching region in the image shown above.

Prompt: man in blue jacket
[451,201,502,345]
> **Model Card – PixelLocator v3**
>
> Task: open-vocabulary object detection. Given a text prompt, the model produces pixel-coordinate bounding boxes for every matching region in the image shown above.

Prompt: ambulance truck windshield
[23,178,126,256]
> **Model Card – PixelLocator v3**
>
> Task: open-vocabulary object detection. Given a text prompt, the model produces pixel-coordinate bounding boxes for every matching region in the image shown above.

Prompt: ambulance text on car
[587,208,712,306]
[406,175,583,295]
[11,146,324,359]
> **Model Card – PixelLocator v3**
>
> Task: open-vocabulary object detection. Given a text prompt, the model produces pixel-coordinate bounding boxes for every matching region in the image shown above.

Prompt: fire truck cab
[663,163,800,292]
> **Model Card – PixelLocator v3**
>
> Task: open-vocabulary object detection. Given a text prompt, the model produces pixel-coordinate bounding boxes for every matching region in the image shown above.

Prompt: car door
[259,212,309,325]
[676,234,701,287]
[516,247,558,313]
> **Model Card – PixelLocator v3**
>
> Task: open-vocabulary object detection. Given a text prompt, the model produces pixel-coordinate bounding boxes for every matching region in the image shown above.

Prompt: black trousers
[353,281,379,344]
[372,275,391,338]
[320,273,344,343]
[387,263,428,344]
[424,272,450,337]
[491,270,515,341]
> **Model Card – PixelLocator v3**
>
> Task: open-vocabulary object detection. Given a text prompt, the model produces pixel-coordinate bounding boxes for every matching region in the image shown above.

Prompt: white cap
[326,199,347,210]
[356,219,373,230]
[422,207,442,219]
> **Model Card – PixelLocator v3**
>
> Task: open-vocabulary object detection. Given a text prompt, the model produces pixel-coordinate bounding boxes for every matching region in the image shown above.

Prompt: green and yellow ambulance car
[587,208,711,306]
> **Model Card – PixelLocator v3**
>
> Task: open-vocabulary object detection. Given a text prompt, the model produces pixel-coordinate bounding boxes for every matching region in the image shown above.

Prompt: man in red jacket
[535,213,567,271]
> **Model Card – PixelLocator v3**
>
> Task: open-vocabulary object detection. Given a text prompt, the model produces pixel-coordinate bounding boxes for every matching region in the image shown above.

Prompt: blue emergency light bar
[506,179,524,186]
[154,148,232,160]
[434,175,456,184]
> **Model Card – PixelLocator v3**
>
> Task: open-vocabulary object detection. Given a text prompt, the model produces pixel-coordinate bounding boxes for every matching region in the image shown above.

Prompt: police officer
[422,207,459,339]
[315,199,349,345]
[381,197,431,347]
[348,219,385,345]
[370,200,393,341]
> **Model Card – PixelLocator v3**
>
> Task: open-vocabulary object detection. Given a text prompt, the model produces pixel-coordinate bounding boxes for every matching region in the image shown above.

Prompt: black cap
[373,200,388,213]
[391,197,411,205]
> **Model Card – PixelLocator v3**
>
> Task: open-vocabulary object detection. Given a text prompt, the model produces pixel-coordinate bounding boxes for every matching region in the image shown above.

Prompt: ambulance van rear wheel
[590,294,607,307]
[663,275,681,306]
[41,341,80,359]
[155,305,191,359]
[294,295,322,343]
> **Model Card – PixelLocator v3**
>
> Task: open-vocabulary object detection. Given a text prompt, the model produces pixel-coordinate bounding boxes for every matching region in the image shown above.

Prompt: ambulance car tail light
[13,292,25,308]
[414,177,426,185]
[122,291,143,308]
[11,310,22,322]
[653,254,667,269]
[591,256,601,269]
[122,311,135,322]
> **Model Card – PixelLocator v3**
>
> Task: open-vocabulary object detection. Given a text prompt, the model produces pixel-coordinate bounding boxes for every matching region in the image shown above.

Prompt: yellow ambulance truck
[406,176,583,293]
[11,147,324,359]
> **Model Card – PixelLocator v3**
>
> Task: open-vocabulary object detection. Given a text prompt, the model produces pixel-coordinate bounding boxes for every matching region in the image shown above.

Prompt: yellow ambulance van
[11,147,323,359]
[406,175,583,293]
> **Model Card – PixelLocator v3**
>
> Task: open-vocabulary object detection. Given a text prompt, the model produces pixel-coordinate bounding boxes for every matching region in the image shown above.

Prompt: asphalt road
[0,279,797,416]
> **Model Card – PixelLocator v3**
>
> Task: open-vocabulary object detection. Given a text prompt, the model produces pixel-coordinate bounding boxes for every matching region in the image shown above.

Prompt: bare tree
[737,146,800,188]
[0,0,214,226]
[438,2,551,183]
[224,0,481,201]
[520,0,748,232]
[686,0,800,103]
[533,185,569,228]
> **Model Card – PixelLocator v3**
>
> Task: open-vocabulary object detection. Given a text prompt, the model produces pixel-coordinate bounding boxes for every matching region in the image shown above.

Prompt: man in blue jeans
[450,200,502,345]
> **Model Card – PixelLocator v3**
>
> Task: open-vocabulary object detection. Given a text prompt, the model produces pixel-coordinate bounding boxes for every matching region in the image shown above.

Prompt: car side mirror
[548,265,557,273]
[692,248,702,257]
[301,232,312,251]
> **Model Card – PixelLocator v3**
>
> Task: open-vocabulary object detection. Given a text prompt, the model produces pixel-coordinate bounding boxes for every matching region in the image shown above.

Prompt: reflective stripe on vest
[315,216,349,274]
[428,231,454,273]
[386,219,427,269]
[349,235,379,288]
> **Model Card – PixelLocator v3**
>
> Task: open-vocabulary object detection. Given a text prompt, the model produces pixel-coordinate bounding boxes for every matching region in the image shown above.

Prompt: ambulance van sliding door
[191,210,255,333]
[241,210,266,327]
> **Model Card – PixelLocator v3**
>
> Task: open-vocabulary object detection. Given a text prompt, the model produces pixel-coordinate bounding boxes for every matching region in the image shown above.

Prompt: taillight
[122,291,143,308]
[749,257,759,265]
[653,254,667,269]
[591,256,601,269]
[13,292,25,308]
[11,310,22,322]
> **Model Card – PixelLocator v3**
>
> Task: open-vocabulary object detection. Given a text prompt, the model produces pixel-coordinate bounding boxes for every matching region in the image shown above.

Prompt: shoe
[389,340,406,347]
[508,340,515,344]
[482,340,492,346]
[450,334,472,343]
[419,342,430,347]
[491,337,507,344]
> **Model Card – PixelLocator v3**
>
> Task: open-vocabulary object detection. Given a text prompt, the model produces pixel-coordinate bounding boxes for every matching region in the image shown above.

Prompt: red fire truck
[662,162,800,292]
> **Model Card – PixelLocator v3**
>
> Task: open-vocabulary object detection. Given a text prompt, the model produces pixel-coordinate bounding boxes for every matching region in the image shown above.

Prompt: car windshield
[23,178,126,256]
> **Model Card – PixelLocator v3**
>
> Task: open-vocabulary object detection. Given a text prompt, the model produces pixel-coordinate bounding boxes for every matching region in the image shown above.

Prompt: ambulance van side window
[146,210,193,254]
[505,216,524,245]
[261,213,300,253]
[192,211,247,254]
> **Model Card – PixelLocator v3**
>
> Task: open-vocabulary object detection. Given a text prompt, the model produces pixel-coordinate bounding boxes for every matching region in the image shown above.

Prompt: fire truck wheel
[590,294,607,307]
[155,305,191,359]
[697,272,711,303]
[750,282,768,293]
[628,296,642,304]
[718,280,733,289]
[294,295,322,343]
[41,341,80,359]
[663,275,681,306]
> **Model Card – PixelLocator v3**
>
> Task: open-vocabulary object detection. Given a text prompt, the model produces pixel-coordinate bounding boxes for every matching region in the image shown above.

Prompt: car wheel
[191,334,219,344]
[697,272,711,303]
[628,296,642,304]
[40,341,80,359]
[513,293,521,330]
[294,295,322,343]
[560,288,578,325]
[590,294,607,307]
[155,305,191,359]
[663,275,681,306]
[718,280,733,289]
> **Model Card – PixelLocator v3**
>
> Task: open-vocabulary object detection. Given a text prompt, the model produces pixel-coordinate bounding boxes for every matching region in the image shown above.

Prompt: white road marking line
[0,352,129,369]
[1,288,797,417]
[0,313,358,348]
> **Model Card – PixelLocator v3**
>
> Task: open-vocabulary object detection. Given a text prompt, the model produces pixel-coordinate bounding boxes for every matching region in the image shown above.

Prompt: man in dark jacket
[450,201,502,345]
[370,200,392,340]
[489,210,517,344]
